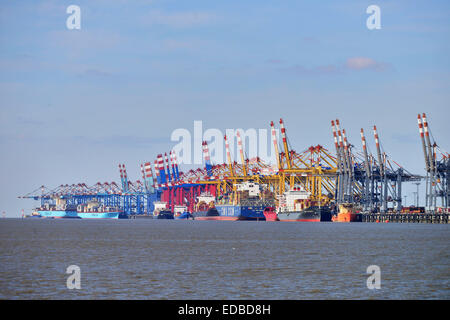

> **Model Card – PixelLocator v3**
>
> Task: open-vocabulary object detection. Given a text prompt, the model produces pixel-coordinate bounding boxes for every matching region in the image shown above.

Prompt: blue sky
[1,0,449,216]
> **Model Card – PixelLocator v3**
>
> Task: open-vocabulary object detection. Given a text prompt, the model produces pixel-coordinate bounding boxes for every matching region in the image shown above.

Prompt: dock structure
[19,113,448,223]
[19,180,160,216]
[330,119,422,214]
[417,113,449,213]
[362,212,449,224]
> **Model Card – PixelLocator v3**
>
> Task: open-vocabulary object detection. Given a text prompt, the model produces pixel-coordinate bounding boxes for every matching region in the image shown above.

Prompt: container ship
[277,186,332,222]
[191,192,220,220]
[32,198,78,218]
[153,201,174,219]
[215,201,269,221]
[209,182,274,221]
[77,201,125,219]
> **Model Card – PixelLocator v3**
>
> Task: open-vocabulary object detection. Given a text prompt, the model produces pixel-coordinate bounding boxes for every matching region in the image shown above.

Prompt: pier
[362,213,449,224]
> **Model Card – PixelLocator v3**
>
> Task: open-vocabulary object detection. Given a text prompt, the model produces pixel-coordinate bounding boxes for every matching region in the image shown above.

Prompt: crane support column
[331,120,342,205]
[280,119,292,169]
[361,128,371,211]
[270,121,281,170]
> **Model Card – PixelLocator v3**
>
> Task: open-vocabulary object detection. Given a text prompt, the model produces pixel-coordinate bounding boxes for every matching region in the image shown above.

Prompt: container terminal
[19,113,449,223]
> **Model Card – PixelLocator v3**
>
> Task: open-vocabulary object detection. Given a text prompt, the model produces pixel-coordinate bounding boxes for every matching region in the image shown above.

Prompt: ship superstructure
[34,197,78,218]
[276,186,331,222]
[77,200,124,219]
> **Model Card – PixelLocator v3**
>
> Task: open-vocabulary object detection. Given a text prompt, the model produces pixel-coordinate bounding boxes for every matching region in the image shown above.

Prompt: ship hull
[194,216,240,221]
[263,211,279,221]
[154,212,174,219]
[77,212,122,219]
[37,210,79,219]
[215,205,266,221]
[332,212,362,222]
[192,208,222,220]
[175,212,193,220]
[130,214,153,219]
[277,206,332,222]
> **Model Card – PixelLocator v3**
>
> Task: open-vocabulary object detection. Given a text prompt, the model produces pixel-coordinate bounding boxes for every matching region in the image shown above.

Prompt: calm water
[0,218,449,299]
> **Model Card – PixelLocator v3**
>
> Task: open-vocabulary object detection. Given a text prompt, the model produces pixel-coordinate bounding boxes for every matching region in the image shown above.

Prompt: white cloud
[281,57,391,76]
[345,57,388,71]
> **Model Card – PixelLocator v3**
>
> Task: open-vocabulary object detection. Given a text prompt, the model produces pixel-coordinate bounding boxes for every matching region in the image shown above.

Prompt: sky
[1,0,449,217]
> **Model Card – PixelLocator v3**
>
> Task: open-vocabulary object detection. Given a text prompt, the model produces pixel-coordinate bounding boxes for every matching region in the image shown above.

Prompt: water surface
[0,219,448,299]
